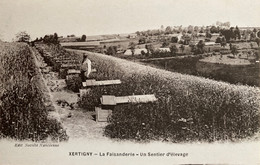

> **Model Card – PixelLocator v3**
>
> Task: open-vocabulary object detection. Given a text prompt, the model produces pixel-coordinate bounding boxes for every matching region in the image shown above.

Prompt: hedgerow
[72,49,260,142]
[0,42,68,141]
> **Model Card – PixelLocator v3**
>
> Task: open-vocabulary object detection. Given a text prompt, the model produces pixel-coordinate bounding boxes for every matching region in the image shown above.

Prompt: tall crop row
[70,49,260,142]
[0,42,68,141]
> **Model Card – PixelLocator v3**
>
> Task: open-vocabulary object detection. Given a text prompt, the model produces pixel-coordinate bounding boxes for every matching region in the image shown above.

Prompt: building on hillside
[127,33,138,39]
[198,33,206,37]
[158,48,170,52]
[210,33,220,42]
[203,42,220,46]
[167,33,183,41]
[124,48,147,55]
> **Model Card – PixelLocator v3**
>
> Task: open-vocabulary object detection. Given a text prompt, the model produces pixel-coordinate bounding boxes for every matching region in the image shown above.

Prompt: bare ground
[31,47,109,141]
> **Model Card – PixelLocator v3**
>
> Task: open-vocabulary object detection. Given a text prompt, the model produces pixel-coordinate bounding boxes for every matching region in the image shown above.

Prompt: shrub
[66,75,82,92]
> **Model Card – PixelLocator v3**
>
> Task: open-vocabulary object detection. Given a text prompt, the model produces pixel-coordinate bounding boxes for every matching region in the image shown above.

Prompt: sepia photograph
[0,0,260,164]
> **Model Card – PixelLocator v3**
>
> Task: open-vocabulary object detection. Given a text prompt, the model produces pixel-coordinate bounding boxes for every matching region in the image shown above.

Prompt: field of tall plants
[70,49,260,142]
[0,42,68,141]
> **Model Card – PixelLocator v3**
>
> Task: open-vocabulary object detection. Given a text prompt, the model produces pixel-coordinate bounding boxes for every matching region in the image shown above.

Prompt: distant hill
[59,33,134,43]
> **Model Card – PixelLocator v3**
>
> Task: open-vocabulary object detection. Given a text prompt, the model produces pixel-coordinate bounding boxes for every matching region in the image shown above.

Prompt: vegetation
[81,35,87,42]
[144,54,260,87]
[106,46,118,55]
[16,31,30,42]
[0,42,68,141]
[129,42,136,56]
[75,51,260,142]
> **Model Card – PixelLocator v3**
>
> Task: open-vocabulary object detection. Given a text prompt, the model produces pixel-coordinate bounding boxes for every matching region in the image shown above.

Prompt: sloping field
[60,41,100,47]
[0,42,68,141]
[68,49,260,142]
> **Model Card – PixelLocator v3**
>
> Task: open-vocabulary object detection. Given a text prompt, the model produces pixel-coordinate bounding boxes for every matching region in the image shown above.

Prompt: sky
[0,0,260,41]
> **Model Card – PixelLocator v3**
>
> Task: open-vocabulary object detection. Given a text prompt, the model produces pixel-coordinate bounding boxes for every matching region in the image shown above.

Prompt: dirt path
[31,47,109,140]
[50,91,108,140]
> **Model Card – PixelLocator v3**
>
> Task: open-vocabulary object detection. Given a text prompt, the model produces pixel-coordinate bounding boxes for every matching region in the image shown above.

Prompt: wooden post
[95,107,112,122]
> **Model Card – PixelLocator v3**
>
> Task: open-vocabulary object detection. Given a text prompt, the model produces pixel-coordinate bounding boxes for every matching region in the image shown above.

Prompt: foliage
[65,75,82,92]
[129,42,136,56]
[0,42,68,141]
[194,40,205,54]
[171,37,178,43]
[107,46,118,55]
[76,50,260,142]
[231,45,238,56]
[169,44,178,55]
[179,45,185,53]
[145,44,155,55]
[16,31,30,42]
[43,33,59,44]
[81,35,87,42]
[139,37,146,44]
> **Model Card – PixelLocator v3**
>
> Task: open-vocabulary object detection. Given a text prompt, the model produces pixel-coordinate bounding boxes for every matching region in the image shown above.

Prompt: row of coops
[80,78,157,122]
[35,44,158,122]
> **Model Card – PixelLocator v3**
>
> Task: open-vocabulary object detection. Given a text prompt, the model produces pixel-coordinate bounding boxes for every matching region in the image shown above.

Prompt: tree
[210,26,219,33]
[194,26,199,32]
[171,37,178,43]
[221,29,235,42]
[160,25,164,31]
[250,42,254,49]
[183,35,191,45]
[256,38,260,47]
[196,40,205,54]
[187,25,194,34]
[199,27,205,33]
[206,31,212,39]
[107,46,117,55]
[145,44,154,55]
[216,37,222,43]
[139,37,146,44]
[129,42,136,56]
[162,40,170,47]
[141,50,146,56]
[81,35,86,42]
[224,22,230,28]
[221,37,227,47]
[257,31,260,38]
[250,33,256,41]
[179,45,185,53]
[16,31,30,42]
[169,44,178,56]
[231,45,238,56]
[42,33,59,44]
[234,26,241,40]
[53,33,59,44]
[165,26,172,34]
